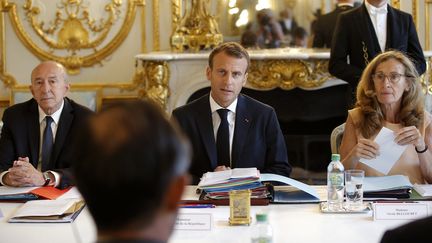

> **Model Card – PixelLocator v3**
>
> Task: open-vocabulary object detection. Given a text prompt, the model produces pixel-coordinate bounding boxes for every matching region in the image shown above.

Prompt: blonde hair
[355,51,424,138]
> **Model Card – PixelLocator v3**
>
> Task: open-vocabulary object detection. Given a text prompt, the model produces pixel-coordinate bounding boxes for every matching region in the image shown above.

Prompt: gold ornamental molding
[247,60,332,90]
[426,0,432,50]
[170,0,222,52]
[391,0,400,9]
[132,60,170,109]
[1,0,144,76]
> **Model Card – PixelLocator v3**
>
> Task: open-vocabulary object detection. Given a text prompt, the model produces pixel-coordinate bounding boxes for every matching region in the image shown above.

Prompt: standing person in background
[329,0,425,104]
[312,0,355,48]
[279,8,298,43]
[255,9,284,49]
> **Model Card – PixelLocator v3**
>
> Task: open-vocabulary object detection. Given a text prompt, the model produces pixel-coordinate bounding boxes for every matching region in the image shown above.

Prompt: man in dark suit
[0,61,93,188]
[329,0,426,102]
[381,216,432,243]
[74,101,190,243]
[172,42,291,184]
[312,0,355,48]
[279,8,298,37]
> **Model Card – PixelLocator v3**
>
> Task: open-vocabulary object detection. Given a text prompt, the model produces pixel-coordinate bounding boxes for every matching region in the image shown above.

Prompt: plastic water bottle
[327,154,345,211]
[251,213,273,243]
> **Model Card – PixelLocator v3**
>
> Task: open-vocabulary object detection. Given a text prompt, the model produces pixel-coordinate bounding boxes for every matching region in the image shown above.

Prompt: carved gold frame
[1,0,145,77]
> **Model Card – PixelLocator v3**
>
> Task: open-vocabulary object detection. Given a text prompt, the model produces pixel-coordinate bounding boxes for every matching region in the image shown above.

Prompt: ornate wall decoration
[132,60,170,109]
[247,59,332,90]
[171,0,222,52]
[2,0,144,74]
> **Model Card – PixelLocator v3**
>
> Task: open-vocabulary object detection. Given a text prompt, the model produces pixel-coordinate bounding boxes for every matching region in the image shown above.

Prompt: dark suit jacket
[172,94,291,184]
[312,5,354,48]
[279,19,298,36]
[381,215,432,243]
[329,3,426,94]
[0,97,93,188]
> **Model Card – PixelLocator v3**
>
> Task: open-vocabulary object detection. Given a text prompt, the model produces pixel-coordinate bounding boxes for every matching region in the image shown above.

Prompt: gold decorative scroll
[0,0,17,87]
[171,0,181,32]
[171,0,222,52]
[3,0,144,74]
[391,0,400,9]
[426,0,432,50]
[412,0,417,26]
[152,0,160,51]
[247,60,332,90]
[132,60,170,109]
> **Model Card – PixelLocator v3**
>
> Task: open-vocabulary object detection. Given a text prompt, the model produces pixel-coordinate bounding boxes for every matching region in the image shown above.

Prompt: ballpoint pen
[179,204,216,208]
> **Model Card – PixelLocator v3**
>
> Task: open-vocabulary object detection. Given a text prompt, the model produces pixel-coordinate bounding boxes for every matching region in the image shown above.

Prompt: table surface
[0,186,426,243]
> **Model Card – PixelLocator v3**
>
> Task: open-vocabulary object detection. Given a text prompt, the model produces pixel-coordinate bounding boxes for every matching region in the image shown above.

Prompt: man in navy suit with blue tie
[172,42,291,184]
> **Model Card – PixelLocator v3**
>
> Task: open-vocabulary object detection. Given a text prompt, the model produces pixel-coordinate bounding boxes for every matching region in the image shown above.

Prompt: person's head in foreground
[74,100,190,243]
[356,50,424,138]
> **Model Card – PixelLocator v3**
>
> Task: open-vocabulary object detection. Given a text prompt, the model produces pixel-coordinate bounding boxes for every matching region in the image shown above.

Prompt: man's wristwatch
[42,172,51,187]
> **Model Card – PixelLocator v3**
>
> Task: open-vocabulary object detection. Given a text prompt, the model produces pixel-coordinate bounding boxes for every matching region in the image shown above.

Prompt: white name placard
[373,203,429,220]
[175,213,212,231]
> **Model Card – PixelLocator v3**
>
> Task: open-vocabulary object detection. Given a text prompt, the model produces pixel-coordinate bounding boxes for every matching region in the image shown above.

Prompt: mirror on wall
[213,0,362,48]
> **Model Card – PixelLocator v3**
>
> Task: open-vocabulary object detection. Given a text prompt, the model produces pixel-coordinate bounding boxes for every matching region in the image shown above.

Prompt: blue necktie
[41,116,53,171]
[216,109,230,167]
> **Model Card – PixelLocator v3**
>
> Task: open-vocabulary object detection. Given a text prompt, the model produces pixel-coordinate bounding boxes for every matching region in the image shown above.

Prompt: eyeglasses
[372,72,406,84]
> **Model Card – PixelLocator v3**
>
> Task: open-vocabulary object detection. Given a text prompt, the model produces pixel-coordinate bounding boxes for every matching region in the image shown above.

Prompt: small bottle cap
[256,213,268,222]
[331,154,340,161]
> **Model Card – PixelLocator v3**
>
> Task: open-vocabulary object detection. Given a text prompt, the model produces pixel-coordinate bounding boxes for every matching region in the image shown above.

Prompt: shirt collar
[365,1,388,15]
[209,94,238,114]
[38,99,64,125]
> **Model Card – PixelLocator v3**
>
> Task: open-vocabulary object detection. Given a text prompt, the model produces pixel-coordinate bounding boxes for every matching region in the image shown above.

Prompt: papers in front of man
[261,173,320,203]
[359,127,408,175]
[198,168,267,202]
[8,198,85,223]
[363,175,413,199]
[413,184,432,197]
[198,167,262,192]
[0,185,71,201]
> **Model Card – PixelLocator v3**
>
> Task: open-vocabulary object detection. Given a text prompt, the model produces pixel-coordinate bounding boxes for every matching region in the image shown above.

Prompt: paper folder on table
[0,186,71,201]
[8,198,85,223]
[261,173,320,203]
[363,175,412,199]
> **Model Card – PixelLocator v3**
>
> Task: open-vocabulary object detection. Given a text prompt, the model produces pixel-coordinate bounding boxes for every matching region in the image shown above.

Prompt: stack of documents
[8,198,85,223]
[198,168,268,200]
[198,168,262,192]
[363,175,413,199]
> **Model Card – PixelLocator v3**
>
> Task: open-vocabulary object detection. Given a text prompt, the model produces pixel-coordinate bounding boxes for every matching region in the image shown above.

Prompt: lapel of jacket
[50,98,73,168]
[385,5,397,49]
[231,95,251,168]
[357,4,381,62]
[27,99,40,168]
[196,95,218,169]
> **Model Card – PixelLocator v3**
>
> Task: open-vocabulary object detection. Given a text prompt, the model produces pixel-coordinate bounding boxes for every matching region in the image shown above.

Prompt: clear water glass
[345,170,365,211]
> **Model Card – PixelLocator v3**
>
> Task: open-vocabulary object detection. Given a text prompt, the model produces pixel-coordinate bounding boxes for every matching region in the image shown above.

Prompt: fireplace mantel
[135,48,348,113]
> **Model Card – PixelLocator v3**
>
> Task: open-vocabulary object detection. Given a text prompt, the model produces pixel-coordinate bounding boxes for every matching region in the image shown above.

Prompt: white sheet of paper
[359,127,408,175]
[13,199,80,218]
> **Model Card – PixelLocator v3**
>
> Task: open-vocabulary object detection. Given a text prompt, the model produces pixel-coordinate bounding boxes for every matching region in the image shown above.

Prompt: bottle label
[329,173,344,186]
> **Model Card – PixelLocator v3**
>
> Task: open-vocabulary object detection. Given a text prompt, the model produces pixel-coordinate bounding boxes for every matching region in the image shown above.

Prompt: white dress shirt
[365,1,388,52]
[209,95,237,166]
